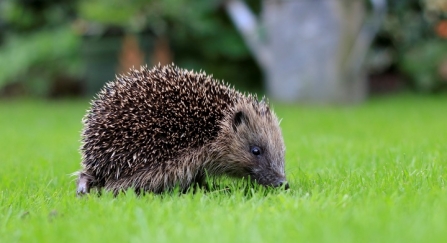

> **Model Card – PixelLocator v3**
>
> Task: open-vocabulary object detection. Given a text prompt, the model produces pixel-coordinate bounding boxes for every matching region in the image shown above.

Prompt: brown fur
[76,64,287,195]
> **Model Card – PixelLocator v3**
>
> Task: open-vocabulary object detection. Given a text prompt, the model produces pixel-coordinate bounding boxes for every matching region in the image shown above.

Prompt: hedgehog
[75,64,287,195]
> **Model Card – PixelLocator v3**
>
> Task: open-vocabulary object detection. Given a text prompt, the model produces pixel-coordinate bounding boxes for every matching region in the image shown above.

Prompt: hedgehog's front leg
[189,170,212,192]
[76,172,92,196]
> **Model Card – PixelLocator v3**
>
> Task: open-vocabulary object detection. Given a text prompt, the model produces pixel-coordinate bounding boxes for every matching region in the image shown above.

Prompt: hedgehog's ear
[232,111,248,132]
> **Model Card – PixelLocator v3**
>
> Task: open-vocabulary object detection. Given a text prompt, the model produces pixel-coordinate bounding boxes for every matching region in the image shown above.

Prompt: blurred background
[0,0,446,103]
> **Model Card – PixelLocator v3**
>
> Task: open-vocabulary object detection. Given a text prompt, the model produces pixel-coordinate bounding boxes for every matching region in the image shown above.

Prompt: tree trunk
[225,0,386,104]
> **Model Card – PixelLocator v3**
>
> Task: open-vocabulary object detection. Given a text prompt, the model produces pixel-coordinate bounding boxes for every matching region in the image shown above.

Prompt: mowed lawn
[0,94,446,243]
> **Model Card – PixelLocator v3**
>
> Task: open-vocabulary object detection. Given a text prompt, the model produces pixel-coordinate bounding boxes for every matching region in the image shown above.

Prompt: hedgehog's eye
[251,146,262,156]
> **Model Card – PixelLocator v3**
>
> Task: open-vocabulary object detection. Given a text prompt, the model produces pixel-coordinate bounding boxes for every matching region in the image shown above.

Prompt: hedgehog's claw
[76,172,91,196]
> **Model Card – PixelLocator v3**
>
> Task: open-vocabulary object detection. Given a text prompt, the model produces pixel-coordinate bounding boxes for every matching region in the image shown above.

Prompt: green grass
[1,94,446,243]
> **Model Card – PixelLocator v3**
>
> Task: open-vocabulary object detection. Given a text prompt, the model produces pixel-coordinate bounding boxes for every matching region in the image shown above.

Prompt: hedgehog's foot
[188,172,213,193]
[76,172,92,196]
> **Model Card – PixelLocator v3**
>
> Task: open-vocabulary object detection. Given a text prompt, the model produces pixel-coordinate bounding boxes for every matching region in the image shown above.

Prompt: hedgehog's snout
[258,177,289,190]
[250,167,288,189]
[273,180,290,190]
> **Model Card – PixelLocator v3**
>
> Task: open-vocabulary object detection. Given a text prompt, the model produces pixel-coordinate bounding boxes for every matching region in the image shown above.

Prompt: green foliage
[0,0,37,30]
[399,40,447,91]
[0,0,260,97]
[168,6,260,92]
[1,95,447,242]
[76,0,261,92]
[0,0,80,97]
[0,0,77,31]
[0,28,81,96]
[76,0,221,35]
[372,0,447,92]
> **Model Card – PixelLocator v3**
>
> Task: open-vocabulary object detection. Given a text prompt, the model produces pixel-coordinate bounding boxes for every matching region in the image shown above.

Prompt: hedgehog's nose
[277,181,290,190]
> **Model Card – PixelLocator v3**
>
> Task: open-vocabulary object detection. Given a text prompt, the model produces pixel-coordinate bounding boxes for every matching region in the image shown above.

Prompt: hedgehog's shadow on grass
[83,176,290,199]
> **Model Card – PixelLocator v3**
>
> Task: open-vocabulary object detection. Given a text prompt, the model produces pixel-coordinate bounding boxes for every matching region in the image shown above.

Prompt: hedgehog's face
[218,101,288,189]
